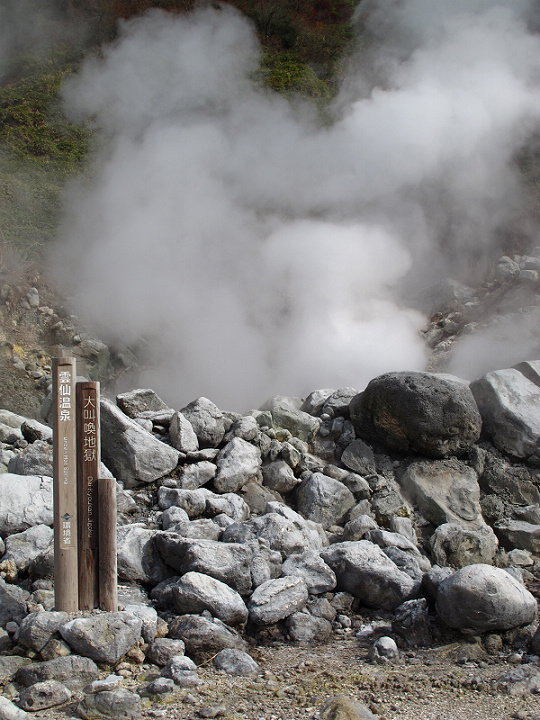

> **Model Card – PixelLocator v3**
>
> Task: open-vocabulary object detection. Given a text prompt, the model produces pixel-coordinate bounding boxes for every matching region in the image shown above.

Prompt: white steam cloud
[50,1,540,410]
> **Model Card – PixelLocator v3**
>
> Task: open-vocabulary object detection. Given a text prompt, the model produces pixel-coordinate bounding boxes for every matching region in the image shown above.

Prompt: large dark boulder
[350,372,481,458]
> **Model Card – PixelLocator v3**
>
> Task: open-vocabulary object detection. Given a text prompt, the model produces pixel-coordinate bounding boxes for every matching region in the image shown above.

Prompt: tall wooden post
[52,357,79,612]
[77,382,100,610]
[98,477,118,612]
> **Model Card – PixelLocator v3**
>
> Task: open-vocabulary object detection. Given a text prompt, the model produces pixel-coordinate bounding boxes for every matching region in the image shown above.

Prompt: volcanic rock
[320,540,417,610]
[16,655,99,690]
[350,371,481,457]
[165,571,248,625]
[286,611,333,644]
[59,612,142,664]
[78,689,142,720]
[155,536,253,595]
[0,474,53,535]
[18,611,69,653]
[117,524,171,586]
[281,550,337,593]
[399,458,485,530]
[471,368,540,463]
[18,680,71,711]
[248,576,309,624]
[180,397,226,448]
[116,389,169,418]
[296,472,355,529]
[168,614,248,664]
[100,398,180,487]
[428,522,498,568]
[213,437,261,493]
[436,564,538,632]
[213,648,259,675]
[2,525,53,574]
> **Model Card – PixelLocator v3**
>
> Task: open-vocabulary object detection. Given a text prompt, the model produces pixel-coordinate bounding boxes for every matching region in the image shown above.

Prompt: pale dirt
[29,626,540,720]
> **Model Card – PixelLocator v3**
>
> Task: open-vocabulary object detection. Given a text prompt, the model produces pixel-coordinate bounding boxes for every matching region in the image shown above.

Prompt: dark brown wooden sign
[77,381,100,610]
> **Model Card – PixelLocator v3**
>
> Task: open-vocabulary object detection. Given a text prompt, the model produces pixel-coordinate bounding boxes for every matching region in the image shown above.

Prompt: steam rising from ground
[51,1,540,410]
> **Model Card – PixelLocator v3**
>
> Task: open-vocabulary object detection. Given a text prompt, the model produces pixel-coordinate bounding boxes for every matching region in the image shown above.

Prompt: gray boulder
[0,696,29,720]
[21,419,53,444]
[281,550,337,593]
[180,397,226,448]
[156,487,207,517]
[350,372,481,458]
[369,636,399,663]
[17,656,99,690]
[168,614,247,664]
[122,604,158,643]
[399,458,485,530]
[8,440,52,476]
[320,541,417,611]
[169,412,199,453]
[161,655,200,686]
[18,611,69,653]
[436,564,538,632]
[266,396,321,442]
[296,473,355,529]
[340,439,376,476]
[250,541,283,588]
[117,524,171,586]
[471,368,540,463]
[78,689,142,720]
[480,449,540,506]
[319,695,378,720]
[0,657,31,684]
[0,475,53,535]
[213,648,259,675]
[167,518,222,541]
[342,515,378,542]
[100,398,180,487]
[116,389,169,418]
[262,460,299,494]
[0,577,30,626]
[225,415,260,442]
[60,612,142,664]
[205,492,250,522]
[146,638,185,666]
[2,525,53,574]
[18,680,71,711]
[155,536,253,595]
[178,460,215,489]
[166,571,248,625]
[222,505,325,559]
[365,530,431,572]
[161,506,190,529]
[392,598,433,648]
[0,422,23,444]
[429,523,498,568]
[286,612,333,644]
[248,576,309,625]
[494,520,540,554]
[213,437,261,493]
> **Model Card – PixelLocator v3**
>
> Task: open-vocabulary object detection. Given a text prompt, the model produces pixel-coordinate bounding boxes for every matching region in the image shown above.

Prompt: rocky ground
[2,258,540,720]
[13,627,540,720]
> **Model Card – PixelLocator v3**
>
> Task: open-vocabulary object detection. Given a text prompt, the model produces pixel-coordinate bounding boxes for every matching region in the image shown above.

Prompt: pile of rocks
[423,249,540,371]
[0,363,540,717]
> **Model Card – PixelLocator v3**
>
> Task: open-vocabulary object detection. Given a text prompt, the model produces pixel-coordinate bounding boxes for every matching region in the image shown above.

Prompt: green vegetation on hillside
[0,0,357,263]
[0,45,92,260]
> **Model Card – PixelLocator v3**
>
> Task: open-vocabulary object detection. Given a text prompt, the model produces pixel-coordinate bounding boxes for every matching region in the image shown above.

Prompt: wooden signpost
[52,358,117,613]
[77,381,100,610]
[52,357,79,612]
[98,477,118,612]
